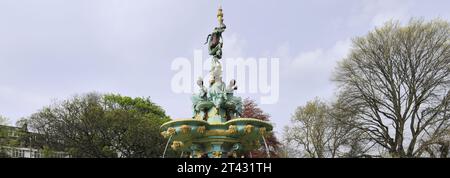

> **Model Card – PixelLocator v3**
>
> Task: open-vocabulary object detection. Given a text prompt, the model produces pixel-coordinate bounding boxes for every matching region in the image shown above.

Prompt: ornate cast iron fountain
[160,6,273,158]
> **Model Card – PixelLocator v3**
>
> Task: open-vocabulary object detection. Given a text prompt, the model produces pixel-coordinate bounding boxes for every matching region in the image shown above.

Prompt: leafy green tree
[0,115,11,157]
[0,115,9,126]
[24,92,172,158]
[42,145,55,158]
[0,115,8,140]
[102,94,171,157]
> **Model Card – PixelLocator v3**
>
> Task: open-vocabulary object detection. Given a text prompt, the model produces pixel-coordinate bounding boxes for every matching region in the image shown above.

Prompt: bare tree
[334,19,450,157]
[284,98,372,158]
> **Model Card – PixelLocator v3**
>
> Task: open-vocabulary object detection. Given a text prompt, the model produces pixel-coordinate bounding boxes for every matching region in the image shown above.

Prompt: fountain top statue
[160,6,273,158]
[203,6,226,88]
[194,7,242,122]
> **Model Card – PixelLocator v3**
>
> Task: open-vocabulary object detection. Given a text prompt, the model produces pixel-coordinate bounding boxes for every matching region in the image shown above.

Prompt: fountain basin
[160,118,273,158]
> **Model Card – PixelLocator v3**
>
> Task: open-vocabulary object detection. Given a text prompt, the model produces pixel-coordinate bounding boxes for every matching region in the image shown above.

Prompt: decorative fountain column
[161,6,273,158]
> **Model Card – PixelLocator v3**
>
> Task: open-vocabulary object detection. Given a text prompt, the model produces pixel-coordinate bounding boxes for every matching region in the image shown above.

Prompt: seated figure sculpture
[225,79,243,119]
[192,77,242,121]
[192,77,213,120]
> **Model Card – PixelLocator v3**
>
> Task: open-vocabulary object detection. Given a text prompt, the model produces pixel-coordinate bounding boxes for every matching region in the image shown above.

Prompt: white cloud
[347,0,413,28]
[365,0,412,27]
[289,39,351,81]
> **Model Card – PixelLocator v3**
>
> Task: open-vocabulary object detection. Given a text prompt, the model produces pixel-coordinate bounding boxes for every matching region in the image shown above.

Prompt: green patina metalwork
[161,7,273,158]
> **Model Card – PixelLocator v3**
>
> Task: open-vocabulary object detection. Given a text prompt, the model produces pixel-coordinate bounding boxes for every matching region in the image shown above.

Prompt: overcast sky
[1,0,449,136]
